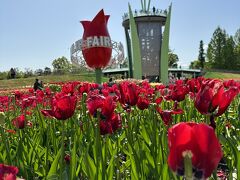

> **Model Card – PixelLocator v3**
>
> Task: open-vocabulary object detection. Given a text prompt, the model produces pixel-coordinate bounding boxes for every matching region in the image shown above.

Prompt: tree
[207,27,227,69]
[234,28,240,69]
[234,28,240,45]
[24,68,33,78]
[189,60,201,69]
[223,36,238,70]
[52,56,72,74]
[44,67,52,75]
[35,69,43,76]
[198,40,205,69]
[168,50,179,68]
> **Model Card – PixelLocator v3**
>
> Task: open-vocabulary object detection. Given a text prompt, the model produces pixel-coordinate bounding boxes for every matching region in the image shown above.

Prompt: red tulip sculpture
[81,9,112,84]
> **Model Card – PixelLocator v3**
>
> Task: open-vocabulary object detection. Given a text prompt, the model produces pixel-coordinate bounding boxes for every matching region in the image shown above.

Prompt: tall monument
[122,0,171,83]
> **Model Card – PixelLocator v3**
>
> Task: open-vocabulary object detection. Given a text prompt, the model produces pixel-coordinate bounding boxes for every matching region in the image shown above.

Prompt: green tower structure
[122,0,171,84]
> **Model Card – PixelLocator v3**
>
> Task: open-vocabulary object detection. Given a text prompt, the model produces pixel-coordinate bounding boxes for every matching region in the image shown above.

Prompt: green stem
[0,126,11,164]
[95,68,102,84]
[96,111,102,180]
[183,151,193,180]
[60,123,65,180]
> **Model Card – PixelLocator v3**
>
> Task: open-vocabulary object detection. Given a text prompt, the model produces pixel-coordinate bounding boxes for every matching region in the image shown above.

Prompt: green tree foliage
[224,36,238,70]
[189,60,201,69]
[168,50,179,68]
[35,69,43,76]
[52,56,72,74]
[23,68,34,78]
[234,28,240,68]
[207,27,240,70]
[44,67,52,75]
[0,71,8,80]
[198,40,205,69]
[234,28,240,45]
[207,27,227,69]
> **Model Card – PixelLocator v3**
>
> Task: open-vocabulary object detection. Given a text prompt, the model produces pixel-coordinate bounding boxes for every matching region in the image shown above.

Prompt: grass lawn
[0,73,108,90]
[1,71,240,91]
[204,71,240,80]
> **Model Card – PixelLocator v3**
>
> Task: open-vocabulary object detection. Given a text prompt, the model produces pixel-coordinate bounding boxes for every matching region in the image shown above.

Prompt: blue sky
[0,0,240,72]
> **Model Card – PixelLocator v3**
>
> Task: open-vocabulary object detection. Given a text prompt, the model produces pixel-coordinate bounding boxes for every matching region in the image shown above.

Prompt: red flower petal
[168,122,222,178]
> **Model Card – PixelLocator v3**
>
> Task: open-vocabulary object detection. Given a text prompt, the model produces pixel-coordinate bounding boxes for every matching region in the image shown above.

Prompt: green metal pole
[128,3,142,79]
[160,4,172,84]
[147,0,151,12]
[144,0,146,11]
[95,68,102,84]
[141,0,144,11]
[125,28,133,78]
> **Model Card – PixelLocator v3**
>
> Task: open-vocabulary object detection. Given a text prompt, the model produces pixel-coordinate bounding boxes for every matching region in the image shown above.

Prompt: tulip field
[0,77,239,179]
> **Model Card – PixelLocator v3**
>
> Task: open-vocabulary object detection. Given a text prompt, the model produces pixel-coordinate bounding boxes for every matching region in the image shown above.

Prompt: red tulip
[0,96,9,112]
[157,108,183,126]
[6,129,16,134]
[14,90,23,100]
[87,94,116,119]
[12,114,25,129]
[64,154,71,164]
[61,82,78,95]
[186,78,201,93]
[21,96,36,110]
[155,97,163,105]
[87,94,104,116]
[12,114,32,129]
[137,96,150,110]
[169,80,189,102]
[87,93,121,135]
[41,94,77,120]
[81,9,112,69]
[118,81,139,107]
[195,79,238,116]
[168,122,222,179]
[0,164,19,180]
[99,113,121,135]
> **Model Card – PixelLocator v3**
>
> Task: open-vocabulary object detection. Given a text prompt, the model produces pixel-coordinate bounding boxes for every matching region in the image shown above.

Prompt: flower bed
[0,77,239,179]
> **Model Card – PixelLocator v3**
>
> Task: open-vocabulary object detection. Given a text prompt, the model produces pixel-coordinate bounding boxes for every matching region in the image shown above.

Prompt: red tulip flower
[195,79,238,116]
[0,164,19,180]
[81,9,112,69]
[187,78,201,93]
[12,114,32,129]
[14,90,23,100]
[87,93,121,135]
[100,113,121,135]
[118,81,139,107]
[157,108,183,126]
[169,80,189,102]
[64,154,71,164]
[168,122,222,179]
[41,94,77,120]
[87,94,116,119]
[137,96,150,110]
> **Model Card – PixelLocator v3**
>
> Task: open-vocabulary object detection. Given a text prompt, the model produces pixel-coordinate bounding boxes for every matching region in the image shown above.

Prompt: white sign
[71,36,112,54]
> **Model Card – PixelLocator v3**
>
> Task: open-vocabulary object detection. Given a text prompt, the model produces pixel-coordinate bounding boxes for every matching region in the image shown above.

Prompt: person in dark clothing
[10,68,16,79]
[108,77,114,87]
[153,6,156,14]
[33,79,43,91]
